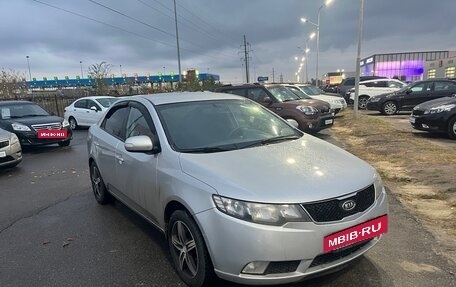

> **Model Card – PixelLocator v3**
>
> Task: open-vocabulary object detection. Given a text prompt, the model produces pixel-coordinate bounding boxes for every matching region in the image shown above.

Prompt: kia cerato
[87,92,388,286]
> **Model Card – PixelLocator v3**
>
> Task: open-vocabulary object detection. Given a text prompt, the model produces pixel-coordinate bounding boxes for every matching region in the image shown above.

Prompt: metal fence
[1,90,88,117]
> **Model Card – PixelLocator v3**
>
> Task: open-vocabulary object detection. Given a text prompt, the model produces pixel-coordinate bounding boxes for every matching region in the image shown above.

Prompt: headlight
[11,123,31,132]
[424,104,455,115]
[9,133,20,147]
[373,171,384,199]
[62,119,70,128]
[213,195,311,226]
[296,105,318,115]
[369,97,381,102]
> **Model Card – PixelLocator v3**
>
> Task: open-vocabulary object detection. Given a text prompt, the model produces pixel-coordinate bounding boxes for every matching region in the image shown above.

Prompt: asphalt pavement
[0,129,455,287]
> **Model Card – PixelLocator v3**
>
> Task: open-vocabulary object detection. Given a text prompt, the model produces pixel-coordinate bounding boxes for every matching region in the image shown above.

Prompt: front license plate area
[325,119,333,125]
[0,151,6,158]
[323,215,388,253]
[409,117,415,124]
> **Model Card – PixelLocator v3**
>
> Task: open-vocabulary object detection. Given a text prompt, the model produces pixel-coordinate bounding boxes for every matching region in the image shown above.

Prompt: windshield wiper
[22,114,48,117]
[179,146,236,153]
[240,134,302,149]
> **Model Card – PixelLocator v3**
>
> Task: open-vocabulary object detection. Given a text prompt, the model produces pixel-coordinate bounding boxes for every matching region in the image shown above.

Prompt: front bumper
[297,113,334,133]
[196,188,388,285]
[0,140,22,168]
[409,113,449,133]
[366,101,382,111]
[15,128,72,146]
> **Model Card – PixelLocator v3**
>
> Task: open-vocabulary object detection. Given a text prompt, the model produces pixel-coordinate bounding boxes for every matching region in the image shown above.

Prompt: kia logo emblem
[341,200,356,211]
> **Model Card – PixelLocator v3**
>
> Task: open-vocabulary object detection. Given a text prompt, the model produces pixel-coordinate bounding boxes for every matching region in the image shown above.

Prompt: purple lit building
[360,51,451,82]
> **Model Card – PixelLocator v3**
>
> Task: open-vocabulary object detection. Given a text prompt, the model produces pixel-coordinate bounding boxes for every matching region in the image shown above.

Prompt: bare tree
[88,61,113,95]
[0,68,27,99]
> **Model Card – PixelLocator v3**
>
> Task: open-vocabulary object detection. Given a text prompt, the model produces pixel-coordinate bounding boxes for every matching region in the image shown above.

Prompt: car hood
[283,99,329,109]
[179,135,376,203]
[370,91,400,100]
[413,96,456,110]
[2,115,64,127]
[0,128,12,140]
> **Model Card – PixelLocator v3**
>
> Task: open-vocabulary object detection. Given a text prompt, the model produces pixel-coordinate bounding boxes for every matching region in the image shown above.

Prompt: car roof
[360,78,400,84]
[0,100,34,106]
[75,96,116,100]
[127,91,243,105]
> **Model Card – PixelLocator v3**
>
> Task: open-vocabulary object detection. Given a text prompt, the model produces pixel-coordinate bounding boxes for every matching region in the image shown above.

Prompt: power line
[30,0,236,62]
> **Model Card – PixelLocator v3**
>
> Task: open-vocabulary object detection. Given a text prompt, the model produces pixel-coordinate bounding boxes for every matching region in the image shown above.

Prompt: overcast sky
[1,0,456,83]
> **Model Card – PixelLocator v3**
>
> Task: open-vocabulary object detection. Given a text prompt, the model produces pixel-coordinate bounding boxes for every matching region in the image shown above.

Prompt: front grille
[412,109,425,116]
[309,239,372,268]
[264,260,300,275]
[302,185,375,222]
[0,155,15,164]
[319,106,330,113]
[31,122,61,132]
[0,140,9,149]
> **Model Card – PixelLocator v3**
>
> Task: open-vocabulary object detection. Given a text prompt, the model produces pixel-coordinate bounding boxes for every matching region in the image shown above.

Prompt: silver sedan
[87,92,388,286]
[0,128,22,168]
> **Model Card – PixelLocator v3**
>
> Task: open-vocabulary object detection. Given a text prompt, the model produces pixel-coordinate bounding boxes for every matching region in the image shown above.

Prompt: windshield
[298,85,321,96]
[267,86,301,102]
[156,99,302,153]
[0,103,50,119]
[95,97,118,108]
[396,83,412,93]
[284,86,312,99]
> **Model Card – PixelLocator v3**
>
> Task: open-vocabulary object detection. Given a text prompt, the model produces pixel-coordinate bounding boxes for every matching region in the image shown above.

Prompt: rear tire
[448,116,456,139]
[358,96,369,109]
[89,162,112,204]
[168,210,215,287]
[382,101,398,115]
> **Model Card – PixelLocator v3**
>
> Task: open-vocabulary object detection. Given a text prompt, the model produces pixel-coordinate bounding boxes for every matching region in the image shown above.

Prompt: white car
[285,84,347,114]
[349,78,406,109]
[64,96,118,129]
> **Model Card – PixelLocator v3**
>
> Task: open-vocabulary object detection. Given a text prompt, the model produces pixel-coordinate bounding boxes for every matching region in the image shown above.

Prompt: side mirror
[125,135,154,152]
[90,106,98,112]
[286,119,299,128]
[262,96,272,104]
[406,89,412,95]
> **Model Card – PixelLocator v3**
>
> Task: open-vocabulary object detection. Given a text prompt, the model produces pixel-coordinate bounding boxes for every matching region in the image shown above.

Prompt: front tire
[168,210,215,287]
[69,117,78,130]
[448,116,456,139]
[89,162,112,204]
[382,101,398,115]
[58,139,71,147]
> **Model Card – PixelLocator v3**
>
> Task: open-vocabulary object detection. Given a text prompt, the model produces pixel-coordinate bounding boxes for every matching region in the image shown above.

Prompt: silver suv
[87,92,388,286]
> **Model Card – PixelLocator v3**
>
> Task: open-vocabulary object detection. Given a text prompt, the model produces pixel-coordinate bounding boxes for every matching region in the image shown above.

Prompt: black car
[366,79,456,115]
[409,95,456,139]
[0,101,72,147]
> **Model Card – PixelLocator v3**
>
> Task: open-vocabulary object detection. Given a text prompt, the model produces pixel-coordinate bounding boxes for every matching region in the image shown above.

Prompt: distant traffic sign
[258,76,268,82]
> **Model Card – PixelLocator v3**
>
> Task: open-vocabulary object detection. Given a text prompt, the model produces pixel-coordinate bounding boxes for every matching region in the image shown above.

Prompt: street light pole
[26,56,32,81]
[120,64,122,76]
[353,0,365,117]
[80,61,83,78]
[173,0,182,83]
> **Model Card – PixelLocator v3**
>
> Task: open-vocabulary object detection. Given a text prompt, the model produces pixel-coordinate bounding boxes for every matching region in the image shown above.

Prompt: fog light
[308,123,313,129]
[242,261,269,275]
[422,124,429,129]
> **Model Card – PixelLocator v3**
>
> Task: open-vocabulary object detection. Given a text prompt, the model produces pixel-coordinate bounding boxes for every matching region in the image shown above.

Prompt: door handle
[86,111,90,113]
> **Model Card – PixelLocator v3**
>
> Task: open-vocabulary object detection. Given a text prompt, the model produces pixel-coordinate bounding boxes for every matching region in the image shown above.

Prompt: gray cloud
[1,0,455,83]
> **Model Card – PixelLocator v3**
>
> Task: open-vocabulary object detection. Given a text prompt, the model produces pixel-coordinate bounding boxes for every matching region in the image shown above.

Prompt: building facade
[360,51,452,82]
[424,55,456,80]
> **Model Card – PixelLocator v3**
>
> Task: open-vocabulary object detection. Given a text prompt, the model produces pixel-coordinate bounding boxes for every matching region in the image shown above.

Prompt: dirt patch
[331,110,456,265]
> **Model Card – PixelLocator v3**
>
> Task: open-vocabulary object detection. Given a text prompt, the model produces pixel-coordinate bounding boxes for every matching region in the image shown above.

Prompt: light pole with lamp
[120,64,123,76]
[80,61,83,78]
[301,0,333,86]
[26,56,32,81]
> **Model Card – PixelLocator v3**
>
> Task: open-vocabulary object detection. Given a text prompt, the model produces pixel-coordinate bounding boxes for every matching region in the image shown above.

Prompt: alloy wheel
[171,220,199,278]
[69,118,77,130]
[383,102,397,115]
[91,165,102,199]
[358,97,368,109]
